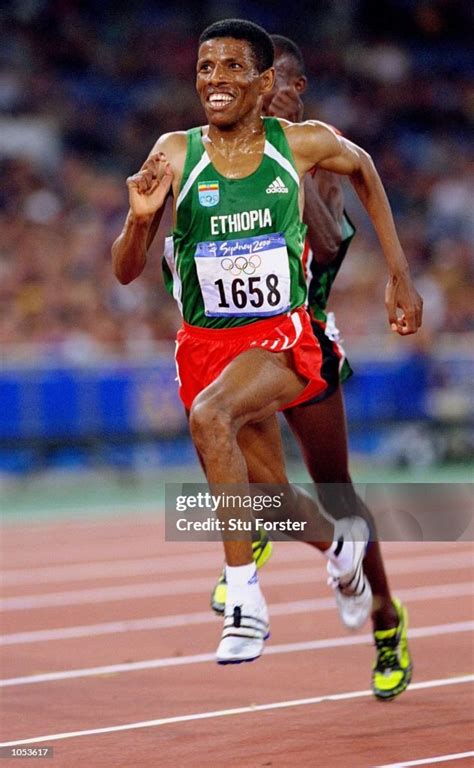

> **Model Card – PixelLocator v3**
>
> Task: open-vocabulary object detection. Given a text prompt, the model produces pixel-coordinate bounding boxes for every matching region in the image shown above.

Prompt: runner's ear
[260,67,275,95]
[295,75,307,94]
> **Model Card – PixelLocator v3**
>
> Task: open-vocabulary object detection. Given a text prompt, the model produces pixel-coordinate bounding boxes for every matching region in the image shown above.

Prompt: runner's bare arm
[271,106,343,264]
[288,121,423,334]
[112,133,186,284]
[303,171,344,265]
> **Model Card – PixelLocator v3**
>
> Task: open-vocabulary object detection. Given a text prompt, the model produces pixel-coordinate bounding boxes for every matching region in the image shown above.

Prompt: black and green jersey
[307,211,356,323]
[163,117,307,328]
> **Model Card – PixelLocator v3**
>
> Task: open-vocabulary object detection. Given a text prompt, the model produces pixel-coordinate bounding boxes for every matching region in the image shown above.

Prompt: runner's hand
[126,153,173,218]
[267,86,304,123]
[385,270,423,335]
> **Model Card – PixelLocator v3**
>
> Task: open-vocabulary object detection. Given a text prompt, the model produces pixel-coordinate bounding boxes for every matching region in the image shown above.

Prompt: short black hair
[270,34,305,76]
[199,19,274,73]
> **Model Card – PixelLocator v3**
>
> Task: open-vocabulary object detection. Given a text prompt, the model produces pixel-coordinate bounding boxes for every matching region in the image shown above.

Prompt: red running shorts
[175,307,327,411]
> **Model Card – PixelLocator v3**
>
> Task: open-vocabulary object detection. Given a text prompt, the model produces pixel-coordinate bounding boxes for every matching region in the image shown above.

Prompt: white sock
[226,562,256,585]
[226,563,261,606]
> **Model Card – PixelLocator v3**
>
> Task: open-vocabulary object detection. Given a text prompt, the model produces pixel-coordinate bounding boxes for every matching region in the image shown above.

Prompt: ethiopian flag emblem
[198,181,219,207]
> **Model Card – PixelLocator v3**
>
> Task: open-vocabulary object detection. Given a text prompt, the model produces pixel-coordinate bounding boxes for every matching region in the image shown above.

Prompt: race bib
[194,233,291,317]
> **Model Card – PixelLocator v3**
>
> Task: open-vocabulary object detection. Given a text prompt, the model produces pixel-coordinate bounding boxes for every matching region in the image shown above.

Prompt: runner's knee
[189,391,234,457]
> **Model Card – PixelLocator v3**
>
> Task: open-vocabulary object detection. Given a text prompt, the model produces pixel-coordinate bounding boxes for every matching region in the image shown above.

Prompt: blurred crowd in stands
[0,0,472,361]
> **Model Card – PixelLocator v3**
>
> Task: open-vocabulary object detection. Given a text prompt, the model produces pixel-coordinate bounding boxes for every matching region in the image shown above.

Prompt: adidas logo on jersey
[266,176,288,194]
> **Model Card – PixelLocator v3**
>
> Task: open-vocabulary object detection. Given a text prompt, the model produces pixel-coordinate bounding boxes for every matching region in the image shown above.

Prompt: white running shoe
[327,517,373,630]
[216,597,270,665]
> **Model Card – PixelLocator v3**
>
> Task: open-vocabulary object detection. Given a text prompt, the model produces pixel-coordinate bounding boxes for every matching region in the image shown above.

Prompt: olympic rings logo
[220,254,262,276]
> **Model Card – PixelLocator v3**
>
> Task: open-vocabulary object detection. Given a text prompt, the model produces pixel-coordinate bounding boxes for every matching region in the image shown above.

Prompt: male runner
[210,35,416,699]
[112,20,422,667]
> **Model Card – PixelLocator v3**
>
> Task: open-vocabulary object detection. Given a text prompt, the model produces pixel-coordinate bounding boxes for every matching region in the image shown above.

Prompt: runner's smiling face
[196,38,274,128]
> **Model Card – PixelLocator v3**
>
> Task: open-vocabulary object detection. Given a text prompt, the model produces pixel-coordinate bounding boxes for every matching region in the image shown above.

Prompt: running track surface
[1,514,473,768]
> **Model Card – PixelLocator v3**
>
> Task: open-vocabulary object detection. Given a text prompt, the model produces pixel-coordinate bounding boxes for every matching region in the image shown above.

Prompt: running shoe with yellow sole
[210,530,273,615]
[372,597,413,700]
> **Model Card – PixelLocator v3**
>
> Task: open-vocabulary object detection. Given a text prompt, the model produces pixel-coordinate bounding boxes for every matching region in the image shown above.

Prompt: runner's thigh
[284,387,350,482]
[197,347,307,428]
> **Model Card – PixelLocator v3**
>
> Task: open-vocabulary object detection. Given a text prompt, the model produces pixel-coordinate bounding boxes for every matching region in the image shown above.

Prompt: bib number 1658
[214,274,281,310]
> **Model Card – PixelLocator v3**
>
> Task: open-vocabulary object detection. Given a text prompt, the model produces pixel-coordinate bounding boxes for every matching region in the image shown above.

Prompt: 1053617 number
[214,274,281,310]
[0,747,53,758]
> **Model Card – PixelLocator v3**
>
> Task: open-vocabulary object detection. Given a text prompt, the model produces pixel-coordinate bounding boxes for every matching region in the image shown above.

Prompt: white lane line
[0,544,327,586]
[2,542,462,584]
[0,675,472,748]
[1,540,451,577]
[375,752,474,767]
[1,620,472,688]
[2,581,472,646]
[2,552,472,612]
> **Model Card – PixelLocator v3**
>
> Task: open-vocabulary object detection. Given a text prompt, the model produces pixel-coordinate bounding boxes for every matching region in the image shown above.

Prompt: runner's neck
[203,119,266,178]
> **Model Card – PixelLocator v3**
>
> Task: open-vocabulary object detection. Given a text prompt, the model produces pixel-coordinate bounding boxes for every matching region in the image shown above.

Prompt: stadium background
[0,0,472,509]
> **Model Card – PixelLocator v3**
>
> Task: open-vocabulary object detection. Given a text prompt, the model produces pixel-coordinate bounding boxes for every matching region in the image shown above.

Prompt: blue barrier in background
[342,355,430,422]
[0,350,471,473]
[0,354,431,441]
[0,357,184,442]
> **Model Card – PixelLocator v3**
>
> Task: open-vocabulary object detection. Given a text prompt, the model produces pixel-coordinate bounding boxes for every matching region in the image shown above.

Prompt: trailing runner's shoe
[327,516,372,630]
[372,598,413,701]
[215,596,270,665]
[210,530,273,615]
